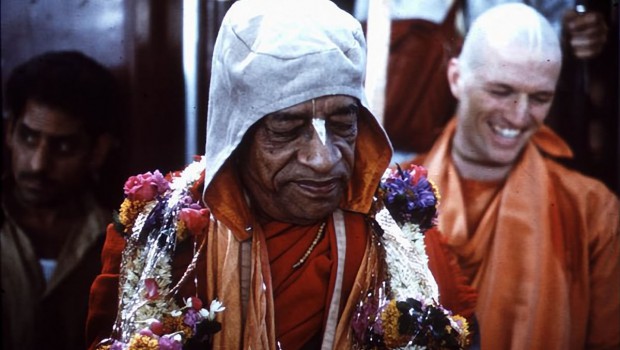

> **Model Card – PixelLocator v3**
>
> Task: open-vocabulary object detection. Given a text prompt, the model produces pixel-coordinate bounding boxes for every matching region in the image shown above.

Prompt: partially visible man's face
[449,44,561,167]
[239,95,358,225]
[6,100,95,207]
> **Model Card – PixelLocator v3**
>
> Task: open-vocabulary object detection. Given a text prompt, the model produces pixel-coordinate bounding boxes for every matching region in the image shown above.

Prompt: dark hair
[5,50,121,136]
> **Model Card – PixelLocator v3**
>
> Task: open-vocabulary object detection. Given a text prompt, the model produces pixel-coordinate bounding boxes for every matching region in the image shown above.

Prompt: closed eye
[487,88,512,97]
[530,92,553,105]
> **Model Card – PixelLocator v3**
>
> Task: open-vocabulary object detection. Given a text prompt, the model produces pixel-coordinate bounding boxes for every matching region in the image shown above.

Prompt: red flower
[407,164,428,186]
[179,208,210,236]
[187,296,203,310]
[148,319,164,335]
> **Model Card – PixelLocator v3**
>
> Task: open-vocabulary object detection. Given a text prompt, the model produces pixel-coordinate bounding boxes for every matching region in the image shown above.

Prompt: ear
[90,133,113,170]
[447,57,461,100]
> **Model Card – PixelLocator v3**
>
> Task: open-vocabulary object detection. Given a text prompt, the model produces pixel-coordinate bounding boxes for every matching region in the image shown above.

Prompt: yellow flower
[428,178,441,207]
[450,314,471,346]
[176,219,188,241]
[119,198,146,230]
[380,300,410,348]
[127,334,158,350]
[162,314,193,338]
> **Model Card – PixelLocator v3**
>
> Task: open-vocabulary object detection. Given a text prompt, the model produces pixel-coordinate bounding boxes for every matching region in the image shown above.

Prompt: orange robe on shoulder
[417,118,620,350]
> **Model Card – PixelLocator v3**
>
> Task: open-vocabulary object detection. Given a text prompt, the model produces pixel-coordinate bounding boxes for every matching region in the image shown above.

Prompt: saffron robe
[86,187,475,349]
[417,118,620,349]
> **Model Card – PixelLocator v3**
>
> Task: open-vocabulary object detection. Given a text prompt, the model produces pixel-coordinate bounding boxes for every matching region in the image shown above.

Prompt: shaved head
[447,3,563,181]
[459,3,561,77]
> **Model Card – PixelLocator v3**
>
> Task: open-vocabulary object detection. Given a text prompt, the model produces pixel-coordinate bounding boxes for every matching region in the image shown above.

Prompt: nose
[298,129,341,173]
[511,94,530,125]
[30,142,51,172]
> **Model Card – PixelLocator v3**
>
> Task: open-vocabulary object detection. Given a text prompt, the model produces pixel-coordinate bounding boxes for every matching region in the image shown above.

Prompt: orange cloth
[263,215,366,349]
[265,220,331,348]
[86,211,369,350]
[86,200,478,350]
[417,118,620,349]
[382,0,462,152]
[424,228,477,321]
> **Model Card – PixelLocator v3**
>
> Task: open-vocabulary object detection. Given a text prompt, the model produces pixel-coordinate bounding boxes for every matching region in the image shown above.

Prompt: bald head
[446,4,563,181]
[459,3,561,76]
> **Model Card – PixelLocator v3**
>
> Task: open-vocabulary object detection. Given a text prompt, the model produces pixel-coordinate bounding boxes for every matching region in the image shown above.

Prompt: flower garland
[97,156,224,350]
[352,164,470,349]
[99,158,467,349]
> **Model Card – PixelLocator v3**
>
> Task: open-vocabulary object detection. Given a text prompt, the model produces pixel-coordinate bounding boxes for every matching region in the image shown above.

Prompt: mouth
[490,123,522,139]
[17,174,54,192]
[294,178,341,197]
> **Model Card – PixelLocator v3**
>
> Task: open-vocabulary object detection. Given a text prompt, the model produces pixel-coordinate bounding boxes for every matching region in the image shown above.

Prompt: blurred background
[2,0,618,209]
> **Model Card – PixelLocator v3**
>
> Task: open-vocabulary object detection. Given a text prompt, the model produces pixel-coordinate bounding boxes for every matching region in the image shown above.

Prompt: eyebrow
[332,103,359,116]
[17,122,84,142]
[269,111,307,121]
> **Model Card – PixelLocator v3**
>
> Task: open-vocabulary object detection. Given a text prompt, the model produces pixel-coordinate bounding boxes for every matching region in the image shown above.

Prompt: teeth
[492,125,520,138]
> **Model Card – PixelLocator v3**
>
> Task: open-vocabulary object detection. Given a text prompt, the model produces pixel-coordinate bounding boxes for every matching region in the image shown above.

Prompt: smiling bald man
[407,3,620,349]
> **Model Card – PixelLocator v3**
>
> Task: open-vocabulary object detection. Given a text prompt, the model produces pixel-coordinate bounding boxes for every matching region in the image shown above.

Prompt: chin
[294,202,339,223]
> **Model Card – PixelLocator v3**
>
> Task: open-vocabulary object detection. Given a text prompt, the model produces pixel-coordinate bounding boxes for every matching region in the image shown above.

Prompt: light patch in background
[183,0,199,163]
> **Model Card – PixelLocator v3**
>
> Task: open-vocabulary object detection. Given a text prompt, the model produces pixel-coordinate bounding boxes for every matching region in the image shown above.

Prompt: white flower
[170,309,182,317]
[199,299,226,321]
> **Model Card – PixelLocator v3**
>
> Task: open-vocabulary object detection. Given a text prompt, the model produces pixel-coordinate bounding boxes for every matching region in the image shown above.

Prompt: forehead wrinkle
[269,111,307,121]
[268,101,358,121]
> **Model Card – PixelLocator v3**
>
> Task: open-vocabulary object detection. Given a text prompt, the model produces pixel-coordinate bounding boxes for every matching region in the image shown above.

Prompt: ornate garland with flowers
[97,157,467,349]
[352,164,470,349]
[96,156,225,350]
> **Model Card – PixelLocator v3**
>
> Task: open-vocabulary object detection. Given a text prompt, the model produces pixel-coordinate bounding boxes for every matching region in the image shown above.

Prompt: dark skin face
[238,95,358,225]
[4,100,111,258]
[5,100,107,207]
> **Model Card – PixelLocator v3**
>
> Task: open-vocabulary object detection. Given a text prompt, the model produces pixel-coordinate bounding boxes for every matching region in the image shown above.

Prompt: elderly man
[2,51,120,350]
[409,4,620,349]
[86,1,474,349]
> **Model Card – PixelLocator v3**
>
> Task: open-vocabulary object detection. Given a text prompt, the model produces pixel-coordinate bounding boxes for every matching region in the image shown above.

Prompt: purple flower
[158,336,183,350]
[184,309,203,330]
[352,299,375,341]
[378,164,438,230]
[180,194,202,209]
[109,340,125,350]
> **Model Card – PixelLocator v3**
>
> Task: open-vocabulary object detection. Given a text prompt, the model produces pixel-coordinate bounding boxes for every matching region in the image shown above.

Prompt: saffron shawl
[422,118,620,349]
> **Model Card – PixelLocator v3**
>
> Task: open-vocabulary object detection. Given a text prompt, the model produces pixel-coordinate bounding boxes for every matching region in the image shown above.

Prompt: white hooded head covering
[204,0,392,232]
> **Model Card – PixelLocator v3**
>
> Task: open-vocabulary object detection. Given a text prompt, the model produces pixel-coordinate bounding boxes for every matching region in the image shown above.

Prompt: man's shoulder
[543,157,617,199]
[541,157,619,225]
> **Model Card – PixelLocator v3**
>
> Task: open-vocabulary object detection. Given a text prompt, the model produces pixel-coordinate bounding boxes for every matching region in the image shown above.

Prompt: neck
[451,145,513,182]
[6,190,84,259]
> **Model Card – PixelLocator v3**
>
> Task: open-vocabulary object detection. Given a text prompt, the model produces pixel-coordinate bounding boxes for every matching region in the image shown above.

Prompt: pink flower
[123,170,170,201]
[179,208,210,236]
[407,164,428,186]
[144,278,160,300]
